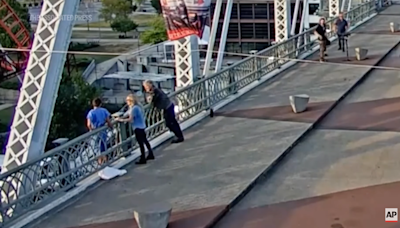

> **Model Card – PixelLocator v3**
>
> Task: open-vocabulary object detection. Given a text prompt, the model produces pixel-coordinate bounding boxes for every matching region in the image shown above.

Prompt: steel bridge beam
[3,0,80,172]
[275,0,292,42]
[174,35,200,88]
[330,0,340,17]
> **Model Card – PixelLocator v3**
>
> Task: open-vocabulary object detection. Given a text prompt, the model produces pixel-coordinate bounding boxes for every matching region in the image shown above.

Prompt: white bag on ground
[98,166,127,180]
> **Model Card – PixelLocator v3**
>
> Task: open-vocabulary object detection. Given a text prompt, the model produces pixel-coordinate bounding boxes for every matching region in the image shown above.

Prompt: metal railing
[0,1,376,226]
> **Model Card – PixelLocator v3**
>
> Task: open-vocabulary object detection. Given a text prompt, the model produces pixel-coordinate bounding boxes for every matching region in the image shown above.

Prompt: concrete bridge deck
[31,7,400,228]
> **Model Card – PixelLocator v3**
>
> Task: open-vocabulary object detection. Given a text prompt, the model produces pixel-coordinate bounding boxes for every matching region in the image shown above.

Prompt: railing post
[256,57,262,80]
[227,64,236,94]
[52,138,72,189]
[119,122,131,156]
[250,50,261,80]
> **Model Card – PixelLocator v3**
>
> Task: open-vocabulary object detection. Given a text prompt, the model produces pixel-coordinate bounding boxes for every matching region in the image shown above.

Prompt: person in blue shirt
[117,94,154,165]
[86,98,112,165]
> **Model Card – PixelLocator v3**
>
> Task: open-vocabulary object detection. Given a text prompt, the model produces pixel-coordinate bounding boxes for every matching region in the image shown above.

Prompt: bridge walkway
[216,7,400,228]
[32,7,400,228]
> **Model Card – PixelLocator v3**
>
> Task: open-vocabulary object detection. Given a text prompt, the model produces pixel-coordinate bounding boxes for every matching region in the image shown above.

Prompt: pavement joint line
[12,12,378,228]
[206,14,400,228]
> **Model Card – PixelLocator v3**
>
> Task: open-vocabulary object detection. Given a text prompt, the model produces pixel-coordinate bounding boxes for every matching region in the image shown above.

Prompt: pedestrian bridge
[2,3,400,228]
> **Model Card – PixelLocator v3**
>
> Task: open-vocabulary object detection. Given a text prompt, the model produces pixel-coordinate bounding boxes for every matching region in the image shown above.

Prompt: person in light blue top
[117,94,154,165]
[131,103,147,130]
[86,98,112,164]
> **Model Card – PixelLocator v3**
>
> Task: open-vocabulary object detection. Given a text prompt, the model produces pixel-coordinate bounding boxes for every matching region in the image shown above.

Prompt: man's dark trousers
[163,104,184,139]
[337,33,345,51]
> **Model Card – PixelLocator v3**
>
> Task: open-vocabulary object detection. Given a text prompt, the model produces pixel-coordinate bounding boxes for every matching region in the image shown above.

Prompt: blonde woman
[117,94,154,164]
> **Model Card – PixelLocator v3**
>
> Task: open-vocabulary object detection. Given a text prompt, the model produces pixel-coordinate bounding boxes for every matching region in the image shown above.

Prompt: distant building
[210,0,325,53]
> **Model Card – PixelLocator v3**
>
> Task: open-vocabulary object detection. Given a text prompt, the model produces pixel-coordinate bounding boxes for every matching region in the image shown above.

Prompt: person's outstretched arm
[116,109,133,123]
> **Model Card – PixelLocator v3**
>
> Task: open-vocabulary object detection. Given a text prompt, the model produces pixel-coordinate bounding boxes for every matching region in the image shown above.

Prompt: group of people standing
[86,80,184,165]
[314,12,349,62]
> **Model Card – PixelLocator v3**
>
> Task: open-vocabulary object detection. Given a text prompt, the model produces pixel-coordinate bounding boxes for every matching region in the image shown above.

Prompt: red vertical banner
[161,0,211,41]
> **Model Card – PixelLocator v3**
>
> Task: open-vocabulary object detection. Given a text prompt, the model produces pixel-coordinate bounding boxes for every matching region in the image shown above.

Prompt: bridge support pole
[3,0,79,171]
[174,35,200,117]
[329,0,340,17]
[275,0,291,42]
[174,35,200,88]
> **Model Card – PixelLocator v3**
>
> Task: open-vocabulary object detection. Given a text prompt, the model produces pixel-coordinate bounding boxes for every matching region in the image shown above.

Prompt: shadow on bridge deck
[32,6,400,228]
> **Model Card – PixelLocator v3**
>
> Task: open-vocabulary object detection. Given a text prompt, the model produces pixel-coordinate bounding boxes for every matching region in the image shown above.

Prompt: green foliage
[69,42,100,51]
[110,18,138,35]
[140,16,167,44]
[150,0,162,14]
[0,80,19,90]
[0,123,8,134]
[100,0,133,22]
[0,107,14,133]
[0,0,32,48]
[48,71,100,142]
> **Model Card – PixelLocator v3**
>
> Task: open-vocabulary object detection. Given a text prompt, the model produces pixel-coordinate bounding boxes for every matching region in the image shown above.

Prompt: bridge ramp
[216,7,400,228]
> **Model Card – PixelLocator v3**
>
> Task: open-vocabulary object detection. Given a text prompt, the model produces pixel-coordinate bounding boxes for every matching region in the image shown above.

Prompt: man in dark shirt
[143,80,184,143]
[335,12,348,51]
[314,17,328,62]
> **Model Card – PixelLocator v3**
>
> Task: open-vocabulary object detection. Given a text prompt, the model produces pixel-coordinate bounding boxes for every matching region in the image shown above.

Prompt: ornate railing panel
[0,1,377,226]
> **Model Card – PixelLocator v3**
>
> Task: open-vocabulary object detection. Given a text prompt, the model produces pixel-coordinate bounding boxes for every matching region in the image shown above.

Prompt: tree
[110,18,138,36]
[150,0,162,14]
[48,71,100,144]
[140,16,168,44]
[0,0,32,48]
[100,0,133,22]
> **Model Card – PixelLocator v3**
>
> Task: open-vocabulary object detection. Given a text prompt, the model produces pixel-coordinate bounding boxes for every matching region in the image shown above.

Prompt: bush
[140,16,167,44]
[69,42,100,51]
[151,0,162,14]
[0,123,8,133]
[110,17,138,36]
[0,81,20,90]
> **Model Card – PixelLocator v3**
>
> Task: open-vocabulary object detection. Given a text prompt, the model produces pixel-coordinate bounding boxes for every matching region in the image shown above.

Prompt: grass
[71,30,138,39]
[75,14,157,28]
[130,14,157,27]
[76,20,110,28]
[75,43,139,63]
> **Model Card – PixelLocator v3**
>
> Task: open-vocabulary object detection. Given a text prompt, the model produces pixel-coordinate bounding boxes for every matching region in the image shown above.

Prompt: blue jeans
[97,131,107,153]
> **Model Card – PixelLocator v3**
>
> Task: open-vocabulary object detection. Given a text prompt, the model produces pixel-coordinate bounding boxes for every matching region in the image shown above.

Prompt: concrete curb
[13,12,378,228]
[206,19,400,228]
